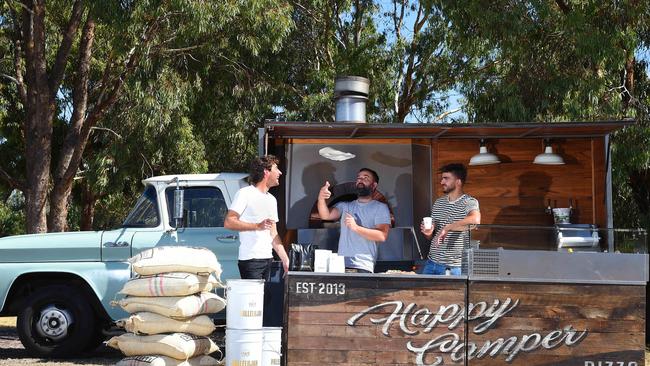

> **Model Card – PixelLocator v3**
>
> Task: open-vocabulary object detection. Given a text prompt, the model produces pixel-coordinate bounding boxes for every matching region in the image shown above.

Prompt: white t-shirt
[229,185,279,260]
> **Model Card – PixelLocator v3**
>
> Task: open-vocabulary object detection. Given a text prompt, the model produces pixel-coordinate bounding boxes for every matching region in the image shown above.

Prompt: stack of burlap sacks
[108,246,227,366]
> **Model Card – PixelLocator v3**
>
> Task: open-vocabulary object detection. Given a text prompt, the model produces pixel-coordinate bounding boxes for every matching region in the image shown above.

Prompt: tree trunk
[48,183,73,232]
[24,115,52,234]
[629,169,649,216]
[49,17,95,232]
[80,183,96,231]
[23,0,53,233]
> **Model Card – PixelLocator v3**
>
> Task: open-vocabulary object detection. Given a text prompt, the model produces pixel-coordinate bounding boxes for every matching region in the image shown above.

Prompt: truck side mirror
[173,189,184,228]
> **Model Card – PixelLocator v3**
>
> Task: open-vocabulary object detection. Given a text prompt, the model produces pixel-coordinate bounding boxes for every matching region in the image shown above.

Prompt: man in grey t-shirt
[317,168,391,273]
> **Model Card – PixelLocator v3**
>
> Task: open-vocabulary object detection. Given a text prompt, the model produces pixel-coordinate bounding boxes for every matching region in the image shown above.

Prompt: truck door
[101,229,135,261]
[132,183,241,283]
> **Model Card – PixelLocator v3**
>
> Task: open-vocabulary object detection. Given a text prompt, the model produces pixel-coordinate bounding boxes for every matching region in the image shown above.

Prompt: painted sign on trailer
[285,273,646,366]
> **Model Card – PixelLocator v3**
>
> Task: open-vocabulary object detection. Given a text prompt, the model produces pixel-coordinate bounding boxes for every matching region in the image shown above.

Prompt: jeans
[421,259,461,276]
[238,258,273,280]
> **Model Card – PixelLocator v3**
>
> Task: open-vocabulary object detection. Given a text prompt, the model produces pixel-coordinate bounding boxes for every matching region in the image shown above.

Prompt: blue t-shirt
[335,200,391,272]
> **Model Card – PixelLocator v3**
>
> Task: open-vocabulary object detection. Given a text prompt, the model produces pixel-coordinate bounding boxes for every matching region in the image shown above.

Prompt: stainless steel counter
[463,248,649,284]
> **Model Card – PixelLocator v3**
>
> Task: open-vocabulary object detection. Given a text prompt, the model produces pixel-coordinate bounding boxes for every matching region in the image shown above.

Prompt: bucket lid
[226,279,264,285]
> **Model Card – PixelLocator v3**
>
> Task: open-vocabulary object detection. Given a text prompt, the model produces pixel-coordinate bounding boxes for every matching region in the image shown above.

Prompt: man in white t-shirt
[224,155,289,279]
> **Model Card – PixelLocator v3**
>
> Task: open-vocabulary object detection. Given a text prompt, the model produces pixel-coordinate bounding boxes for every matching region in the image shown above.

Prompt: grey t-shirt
[335,200,391,273]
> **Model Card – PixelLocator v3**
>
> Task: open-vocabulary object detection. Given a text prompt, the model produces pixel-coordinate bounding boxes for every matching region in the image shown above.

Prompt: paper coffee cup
[423,217,433,230]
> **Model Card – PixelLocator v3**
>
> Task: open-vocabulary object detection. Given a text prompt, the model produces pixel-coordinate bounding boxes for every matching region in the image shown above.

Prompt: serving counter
[283,250,648,366]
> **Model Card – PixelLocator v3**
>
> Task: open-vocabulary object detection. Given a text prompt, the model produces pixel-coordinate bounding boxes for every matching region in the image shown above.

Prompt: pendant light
[533,139,565,165]
[469,139,501,166]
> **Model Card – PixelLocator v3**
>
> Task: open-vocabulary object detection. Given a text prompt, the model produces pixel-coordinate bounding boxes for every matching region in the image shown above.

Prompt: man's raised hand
[318,181,332,200]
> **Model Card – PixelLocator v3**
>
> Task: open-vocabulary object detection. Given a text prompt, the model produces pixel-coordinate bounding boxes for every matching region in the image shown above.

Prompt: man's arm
[444,210,481,232]
[270,222,290,273]
[343,213,390,242]
[224,210,273,231]
[435,209,481,246]
[317,181,341,221]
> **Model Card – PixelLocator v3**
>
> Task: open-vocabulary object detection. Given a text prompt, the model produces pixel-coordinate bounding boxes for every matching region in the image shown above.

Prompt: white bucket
[226,328,263,366]
[226,279,264,329]
[262,327,282,366]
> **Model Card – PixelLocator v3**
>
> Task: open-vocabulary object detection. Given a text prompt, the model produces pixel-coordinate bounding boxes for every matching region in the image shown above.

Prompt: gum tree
[0,0,292,232]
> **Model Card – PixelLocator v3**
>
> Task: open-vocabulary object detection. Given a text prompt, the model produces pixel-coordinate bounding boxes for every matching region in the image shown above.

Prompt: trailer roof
[264,120,633,139]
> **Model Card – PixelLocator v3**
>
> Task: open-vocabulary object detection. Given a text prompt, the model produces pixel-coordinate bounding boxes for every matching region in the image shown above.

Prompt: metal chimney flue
[334,76,369,123]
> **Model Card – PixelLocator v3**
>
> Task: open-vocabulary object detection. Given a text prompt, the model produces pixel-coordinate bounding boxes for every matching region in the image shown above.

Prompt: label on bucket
[226,279,264,329]
[241,309,262,317]
[262,327,282,366]
[226,329,263,366]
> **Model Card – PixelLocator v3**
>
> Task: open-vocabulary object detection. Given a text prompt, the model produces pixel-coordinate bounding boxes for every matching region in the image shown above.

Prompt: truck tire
[83,325,107,351]
[17,285,96,357]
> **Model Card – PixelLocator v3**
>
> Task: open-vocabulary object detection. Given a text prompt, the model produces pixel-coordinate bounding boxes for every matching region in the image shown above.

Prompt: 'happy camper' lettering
[347,298,588,366]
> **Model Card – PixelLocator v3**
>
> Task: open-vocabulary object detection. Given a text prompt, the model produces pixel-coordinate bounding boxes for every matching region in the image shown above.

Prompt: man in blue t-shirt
[317,168,391,273]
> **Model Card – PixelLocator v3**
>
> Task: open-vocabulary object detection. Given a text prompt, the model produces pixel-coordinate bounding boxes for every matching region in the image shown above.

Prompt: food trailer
[260,120,648,366]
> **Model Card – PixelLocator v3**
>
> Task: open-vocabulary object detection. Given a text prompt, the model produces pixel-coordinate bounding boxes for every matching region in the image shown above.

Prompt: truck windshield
[122,185,160,227]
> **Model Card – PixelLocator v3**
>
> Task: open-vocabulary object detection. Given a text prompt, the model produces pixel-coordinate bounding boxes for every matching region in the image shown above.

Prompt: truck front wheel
[17,285,96,357]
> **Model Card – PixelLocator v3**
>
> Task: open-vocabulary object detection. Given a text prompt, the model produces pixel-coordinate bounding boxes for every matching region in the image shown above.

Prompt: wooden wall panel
[433,138,608,249]
[285,275,645,365]
[286,275,467,366]
[466,281,646,366]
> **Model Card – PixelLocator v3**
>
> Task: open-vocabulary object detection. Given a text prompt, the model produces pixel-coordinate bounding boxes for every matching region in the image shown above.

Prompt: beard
[356,183,372,197]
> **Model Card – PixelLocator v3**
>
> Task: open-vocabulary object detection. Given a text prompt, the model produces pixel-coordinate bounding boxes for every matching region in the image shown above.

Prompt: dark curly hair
[439,163,467,183]
[248,155,280,184]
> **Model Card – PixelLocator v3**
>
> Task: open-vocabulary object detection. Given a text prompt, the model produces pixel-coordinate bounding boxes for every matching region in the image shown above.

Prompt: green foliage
[1,0,650,235]
[611,111,650,235]
[0,190,25,237]
[93,192,138,230]
[1,0,295,231]
[438,0,649,122]
[80,0,295,228]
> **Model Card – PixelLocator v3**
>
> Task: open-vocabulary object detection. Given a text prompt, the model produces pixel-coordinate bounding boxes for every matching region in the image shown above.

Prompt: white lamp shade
[533,145,565,165]
[469,146,500,166]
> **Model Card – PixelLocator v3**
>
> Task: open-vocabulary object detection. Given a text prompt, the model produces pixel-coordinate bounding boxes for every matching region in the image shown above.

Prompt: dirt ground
[2,316,649,365]
[0,317,229,366]
[0,317,120,366]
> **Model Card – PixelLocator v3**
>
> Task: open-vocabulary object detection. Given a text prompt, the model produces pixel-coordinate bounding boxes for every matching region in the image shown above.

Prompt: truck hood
[0,231,103,262]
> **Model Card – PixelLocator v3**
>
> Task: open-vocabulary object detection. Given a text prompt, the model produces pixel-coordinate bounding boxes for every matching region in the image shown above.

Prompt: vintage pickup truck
[0,173,248,357]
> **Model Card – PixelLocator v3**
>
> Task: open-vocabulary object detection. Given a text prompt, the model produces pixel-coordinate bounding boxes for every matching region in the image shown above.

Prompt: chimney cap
[334,76,369,97]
